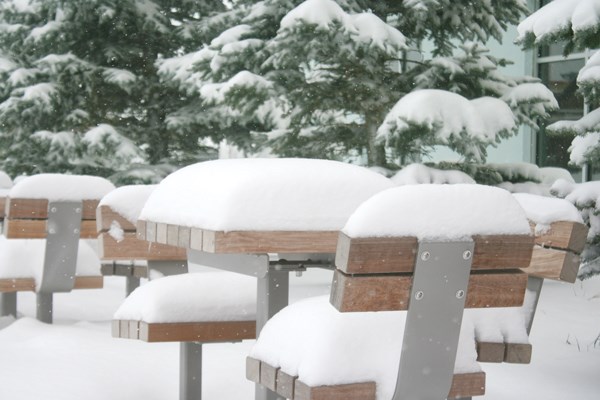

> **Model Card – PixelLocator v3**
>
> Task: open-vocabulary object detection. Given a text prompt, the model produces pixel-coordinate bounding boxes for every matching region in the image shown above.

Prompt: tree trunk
[366,118,386,167]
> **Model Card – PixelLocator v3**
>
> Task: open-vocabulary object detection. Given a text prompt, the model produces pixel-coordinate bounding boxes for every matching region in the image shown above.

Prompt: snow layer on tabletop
[250,296,480,400]
[9,173,115,200]
[0,237,100,283]
[513,193,582,235]
[139,158,394,231]
[113,271,255,323]
[392,163,475,185]
[342,184,531,240]
[517,0,600,42]
[99,185,156,224]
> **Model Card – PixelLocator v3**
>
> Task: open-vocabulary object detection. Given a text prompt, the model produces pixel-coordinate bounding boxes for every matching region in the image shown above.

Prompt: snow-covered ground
[0,268,599,400]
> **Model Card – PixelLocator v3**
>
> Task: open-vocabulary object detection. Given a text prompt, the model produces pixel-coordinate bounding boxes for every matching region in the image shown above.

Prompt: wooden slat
[531,221,588,253]
[7,198,99,220]
[260,362,278,392]
[522,246,580,283]
[96,205,137,233]
[0,196,6,219]
[476,342,506,363]
[0,278,35,292]
[448,372,486,398]
[4,219,98,239]
[112,320,256,342]
[246,357,261,383]
[294,380,376,400]
[201,229,340,254]
[504,343,532,364]
[335,233,533,274]
[136,220,147,240]
[98,232,187,261]
[0,276,102,292]
[276,369,296,399]
[330,269,527,312]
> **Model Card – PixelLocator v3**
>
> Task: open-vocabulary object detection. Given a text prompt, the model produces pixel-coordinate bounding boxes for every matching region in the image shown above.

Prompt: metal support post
[393,241,474,400]
[0,292,17,317]
[147,260,188,279]
[36,292,53,323]
[180,342,203,400]
[125,276,141,296]
[36,201,82,323]
[525,276,544,335]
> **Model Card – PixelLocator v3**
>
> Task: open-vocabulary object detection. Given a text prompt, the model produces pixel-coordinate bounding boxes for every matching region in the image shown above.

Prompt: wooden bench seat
[0,174,114,322]
[248,184,537,399]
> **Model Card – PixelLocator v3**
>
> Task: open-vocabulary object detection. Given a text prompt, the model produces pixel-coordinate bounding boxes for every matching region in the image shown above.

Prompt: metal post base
[36,292,53,323]
[125,276,141,296]
[180,342,202,400]
[256,268,289,335]
[0,292,17,317]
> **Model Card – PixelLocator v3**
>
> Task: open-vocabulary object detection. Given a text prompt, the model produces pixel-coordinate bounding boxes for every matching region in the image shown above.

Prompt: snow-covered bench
[133,158,395,400]
[248,184,535,400]
[0,174,114,322]
[96,185,187,295]
[466,193,588,366]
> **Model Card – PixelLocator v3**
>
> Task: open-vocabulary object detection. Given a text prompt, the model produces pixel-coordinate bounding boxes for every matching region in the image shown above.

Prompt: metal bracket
[393,241,474,400]
[147,260,188,279]
[38,201,82,294]
[525,276,544,335]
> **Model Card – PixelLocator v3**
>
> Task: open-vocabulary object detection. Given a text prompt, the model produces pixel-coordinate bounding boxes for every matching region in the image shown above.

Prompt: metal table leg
[180,342,203,400]
[0,292,17,317]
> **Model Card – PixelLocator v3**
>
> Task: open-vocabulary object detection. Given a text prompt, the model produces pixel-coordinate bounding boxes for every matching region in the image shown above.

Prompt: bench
[247,184,538,400]
[472,193,588,365]
[0,173,114,322]
[132,158,395,400]
[96,185,188,295]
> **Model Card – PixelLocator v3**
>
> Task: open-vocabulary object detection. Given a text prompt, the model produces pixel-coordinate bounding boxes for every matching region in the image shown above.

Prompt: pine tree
[0,0,223,182]
[161,0,557,166]
[518,0,600,279]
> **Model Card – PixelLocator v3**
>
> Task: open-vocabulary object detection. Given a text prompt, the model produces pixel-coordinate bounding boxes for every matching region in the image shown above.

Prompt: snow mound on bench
[113,271,256,323]
[513,193,583,227]
[99,185,156,224]
[250,296,480,400]
[343,184,531,240]
[9,173,115,200]
[0,237,101,286]
[139,159,394,231]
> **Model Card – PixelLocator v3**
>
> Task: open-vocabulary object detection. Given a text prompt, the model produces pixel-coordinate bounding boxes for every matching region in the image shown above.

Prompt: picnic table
[132,158,395,400]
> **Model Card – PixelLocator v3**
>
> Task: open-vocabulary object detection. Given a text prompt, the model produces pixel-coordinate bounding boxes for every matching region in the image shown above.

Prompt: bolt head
[463,250,472,260]
[415,291,424,300]
[456,290,465,299]
[420,251,430,261]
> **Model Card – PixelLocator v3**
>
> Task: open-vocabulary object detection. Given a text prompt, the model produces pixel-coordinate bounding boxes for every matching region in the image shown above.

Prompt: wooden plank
[111,320,120,337]
[7,198,98,220]
[129,320,140,339]
[156,223,168,244]
[448,372,486,398]
[276,369,296,399]
[0,196,6,219]
[0,276,102,292]
[523,247,580,283]
[98,232,187,261]
[203,230,339,254]
[504,343,532,364]
[330,269,527,312]
[73,276,103,289]
[476,342,506,363]
[136,220,147,240]
[120,320,130,338]
[294,380,376,400]
[246,357,261,383]
[0,278,35,292]
[96,205,137,233]
[4,219,98,239]
[167,224,179,247]
[260,362,278,392]
[531,221,588,253]
[132,320,256,342]
[336,233,533,274]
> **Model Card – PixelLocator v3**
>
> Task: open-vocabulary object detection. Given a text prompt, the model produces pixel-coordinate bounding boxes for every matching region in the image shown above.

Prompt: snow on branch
[516,0,600,50]
[377,89,516,162]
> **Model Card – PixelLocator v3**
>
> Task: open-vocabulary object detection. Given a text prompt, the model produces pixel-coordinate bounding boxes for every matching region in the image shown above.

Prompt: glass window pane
[537,59,586,175]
